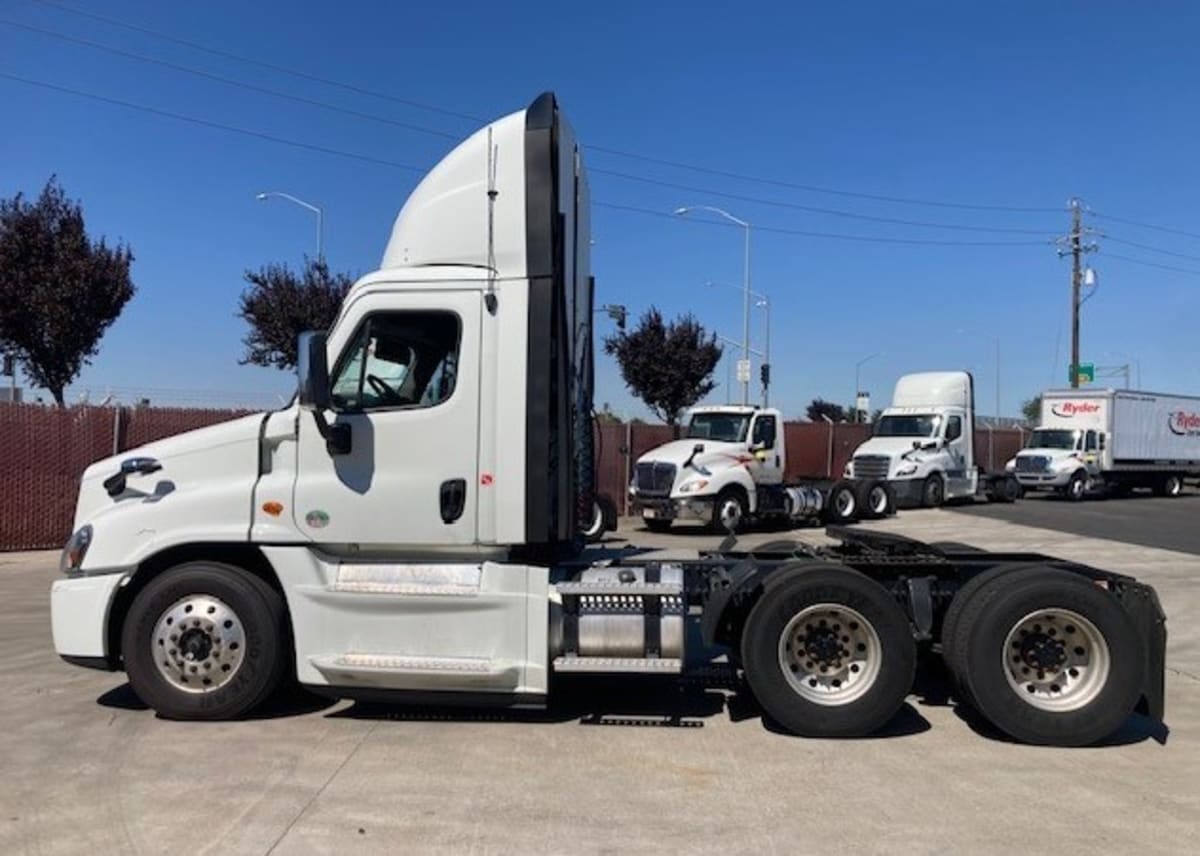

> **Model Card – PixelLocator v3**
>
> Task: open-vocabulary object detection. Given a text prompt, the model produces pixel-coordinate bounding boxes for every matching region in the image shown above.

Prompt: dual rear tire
[940,565,1141,745]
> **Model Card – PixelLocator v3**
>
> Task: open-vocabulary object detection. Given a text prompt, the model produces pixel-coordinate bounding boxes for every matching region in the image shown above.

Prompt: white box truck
[849,372,1021,507]
[48,94,1165,746]
[1010,389,1200,500]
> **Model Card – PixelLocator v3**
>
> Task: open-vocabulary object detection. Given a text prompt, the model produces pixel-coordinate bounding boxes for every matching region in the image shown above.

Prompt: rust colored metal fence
[0,403,1028,551]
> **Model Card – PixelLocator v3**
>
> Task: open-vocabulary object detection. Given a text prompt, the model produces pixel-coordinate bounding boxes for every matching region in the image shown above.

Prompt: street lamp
[256,191,324,261]
[855,352,883,422]
[706,281,771,406]
[676,205,751,405]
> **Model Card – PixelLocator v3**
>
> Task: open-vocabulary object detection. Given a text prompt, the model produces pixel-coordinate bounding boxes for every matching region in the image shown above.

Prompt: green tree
[603,307,722,427]
[238,258,353,370]
[806,398,847,423]
[1021,395,1042,424]
[0,177,135,405]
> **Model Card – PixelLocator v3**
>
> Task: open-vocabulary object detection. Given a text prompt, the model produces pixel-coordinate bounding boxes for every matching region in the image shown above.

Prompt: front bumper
[1015,471,1070,489]
[634,496,713,523]
[51,572,128,666]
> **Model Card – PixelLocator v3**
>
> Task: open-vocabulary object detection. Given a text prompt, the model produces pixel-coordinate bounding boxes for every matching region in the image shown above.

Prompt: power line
[1091,211,1200,241]
[0,69,1054,249]
[1101,252,1200,276]
[21,0,1067,221]
[595,201,1048,246]
[1101,234,1200,264]
[0,72,427,173]
[0,18,462,141]
[23,0,487,123]
[588,145,1064,214]
[591,168,1056,235]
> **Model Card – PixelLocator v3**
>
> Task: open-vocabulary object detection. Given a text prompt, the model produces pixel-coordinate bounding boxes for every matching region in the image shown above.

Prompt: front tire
[740,564,916,737]
[712,488,748,533]
[921,474,945,508]
[1065,471,1087,502]
[121,562,287,720]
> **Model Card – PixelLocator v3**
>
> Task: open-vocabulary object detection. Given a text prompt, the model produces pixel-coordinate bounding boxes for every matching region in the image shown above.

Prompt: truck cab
[1010,426,1105,499]
[850,371,1018,507]
[630,406,784,532]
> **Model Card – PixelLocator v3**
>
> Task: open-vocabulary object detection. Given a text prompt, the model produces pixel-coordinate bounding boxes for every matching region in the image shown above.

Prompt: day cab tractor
[50,93,1165,746]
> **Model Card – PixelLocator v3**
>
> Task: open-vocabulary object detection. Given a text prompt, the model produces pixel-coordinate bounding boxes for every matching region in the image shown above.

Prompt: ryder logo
[1168,411,1200,436]
[1050,401,1100,418]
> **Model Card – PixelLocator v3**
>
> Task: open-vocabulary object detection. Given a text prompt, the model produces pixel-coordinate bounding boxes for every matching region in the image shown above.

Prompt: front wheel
[121,562,287,720]
[921,474,945,508]
[740,564,916,737]
[1064,471,1087,502]
[712,488,748,533]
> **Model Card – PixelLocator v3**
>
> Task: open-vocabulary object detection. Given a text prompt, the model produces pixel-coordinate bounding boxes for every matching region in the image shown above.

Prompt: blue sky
[2,0,1198,415]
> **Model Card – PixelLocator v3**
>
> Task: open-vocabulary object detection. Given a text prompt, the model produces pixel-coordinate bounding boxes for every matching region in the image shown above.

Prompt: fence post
[623,421,632,517]
[111,406,121,456]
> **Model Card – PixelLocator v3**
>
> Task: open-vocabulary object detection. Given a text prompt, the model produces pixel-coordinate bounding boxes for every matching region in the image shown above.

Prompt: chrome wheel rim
[1167,476,1182,496]
[1002,608,1109,712]
[779,604,882,706]
[152,595,246,693]
[718,497,743,531]
[834,489,856,518]
[868,486,889,515]
[1069,478,1085,499]
[583,501,604,537]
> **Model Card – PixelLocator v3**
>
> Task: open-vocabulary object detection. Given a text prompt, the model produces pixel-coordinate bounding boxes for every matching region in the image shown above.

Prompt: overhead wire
[1091,211,1200,242]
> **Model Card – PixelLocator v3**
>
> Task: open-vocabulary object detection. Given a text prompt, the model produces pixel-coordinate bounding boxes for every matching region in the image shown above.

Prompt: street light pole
[705,281,771,406]
[676,206,752,405]
[854,352,882,422]
[256,191,324,261]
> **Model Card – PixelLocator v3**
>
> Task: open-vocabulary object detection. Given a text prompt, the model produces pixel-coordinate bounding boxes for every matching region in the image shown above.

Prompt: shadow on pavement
[96,681,338,719]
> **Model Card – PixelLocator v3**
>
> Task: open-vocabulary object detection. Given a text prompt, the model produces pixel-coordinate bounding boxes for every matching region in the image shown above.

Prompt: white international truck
[849,372,1022,507]
[630,405,890,532]
[50,94,1165,745]
[1009,388,1200,500]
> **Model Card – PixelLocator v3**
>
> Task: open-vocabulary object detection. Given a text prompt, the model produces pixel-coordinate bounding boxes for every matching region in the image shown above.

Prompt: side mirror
[297,331,331,411]
[693,443,705,455]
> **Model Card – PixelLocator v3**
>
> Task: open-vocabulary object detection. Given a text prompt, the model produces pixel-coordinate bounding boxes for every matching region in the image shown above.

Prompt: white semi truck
[630,405,890,532]
[1010,388,1200,500]
[849,372,1022,507]
[50,94,1165,745]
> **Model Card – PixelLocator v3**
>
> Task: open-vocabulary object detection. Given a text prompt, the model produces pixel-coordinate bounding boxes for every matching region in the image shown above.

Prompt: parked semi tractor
[630,405,892,532]
[51,94,1165,745]
[849,372,1021,507]
[1010,388,1200,500]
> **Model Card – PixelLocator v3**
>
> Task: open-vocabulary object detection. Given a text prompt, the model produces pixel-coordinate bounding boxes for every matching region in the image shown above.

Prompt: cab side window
[752,415,777,449]
[330,311,461,411]
[1085,430,1098,451]
[945,415,963,443]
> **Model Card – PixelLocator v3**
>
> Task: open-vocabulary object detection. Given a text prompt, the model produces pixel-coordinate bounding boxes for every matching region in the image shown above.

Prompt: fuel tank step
[553,656,683,674]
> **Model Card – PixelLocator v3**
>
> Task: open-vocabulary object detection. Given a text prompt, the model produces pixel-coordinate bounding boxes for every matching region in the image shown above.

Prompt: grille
[1015,456,1050,473]
[635,462,676,496]
[852,455,891,480]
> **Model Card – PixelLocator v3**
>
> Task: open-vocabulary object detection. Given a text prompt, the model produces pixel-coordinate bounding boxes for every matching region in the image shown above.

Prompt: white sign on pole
[736,359,752,384]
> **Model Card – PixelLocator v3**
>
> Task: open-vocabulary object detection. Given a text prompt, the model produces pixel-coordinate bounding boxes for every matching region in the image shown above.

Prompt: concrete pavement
[1,511,1198,854]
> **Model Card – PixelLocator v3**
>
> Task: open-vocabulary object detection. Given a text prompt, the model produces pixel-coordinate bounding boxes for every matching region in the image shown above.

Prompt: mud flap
[1113,580,1167,723]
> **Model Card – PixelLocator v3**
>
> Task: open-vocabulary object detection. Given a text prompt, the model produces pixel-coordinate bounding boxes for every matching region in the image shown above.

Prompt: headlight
[895,464,917,477]
[678,479,709,494]
[843,462,853,478]
[1005,458,1016,471]
[60,524,93,574]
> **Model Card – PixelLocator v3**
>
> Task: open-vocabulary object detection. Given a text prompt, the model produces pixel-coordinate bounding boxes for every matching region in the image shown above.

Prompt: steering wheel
[366,374,404,404]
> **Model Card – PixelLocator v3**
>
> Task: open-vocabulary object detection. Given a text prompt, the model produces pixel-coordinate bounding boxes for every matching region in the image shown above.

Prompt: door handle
[440,479,467,524]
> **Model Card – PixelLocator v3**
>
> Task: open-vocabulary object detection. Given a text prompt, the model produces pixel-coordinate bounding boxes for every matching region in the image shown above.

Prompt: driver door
[749,414,782,485]
[292,289,480,548]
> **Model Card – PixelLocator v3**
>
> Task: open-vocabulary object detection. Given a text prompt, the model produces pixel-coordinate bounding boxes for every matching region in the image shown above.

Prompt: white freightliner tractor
[50,94,1165,746]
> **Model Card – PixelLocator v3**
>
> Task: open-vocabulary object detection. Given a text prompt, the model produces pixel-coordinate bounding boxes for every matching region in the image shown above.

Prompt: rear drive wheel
[121,562,286,720]
[740,564,916,737]
[1156,474,1184,497]
[1065,471,1087,502]
[957,569,1141,746]
[824,480,859,524]
[582,500,606,542]
[921,474,945,508]
[858,480,896,519]
[712,488,748,533]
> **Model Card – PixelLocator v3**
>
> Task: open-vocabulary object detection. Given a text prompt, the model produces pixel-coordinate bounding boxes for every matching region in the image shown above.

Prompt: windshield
[686,412,751,443]
[874,414,941,438]
[1029,429,1080,450]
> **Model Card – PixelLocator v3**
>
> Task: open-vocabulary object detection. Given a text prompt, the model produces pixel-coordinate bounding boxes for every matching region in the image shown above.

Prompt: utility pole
[1058,198,1097,388]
